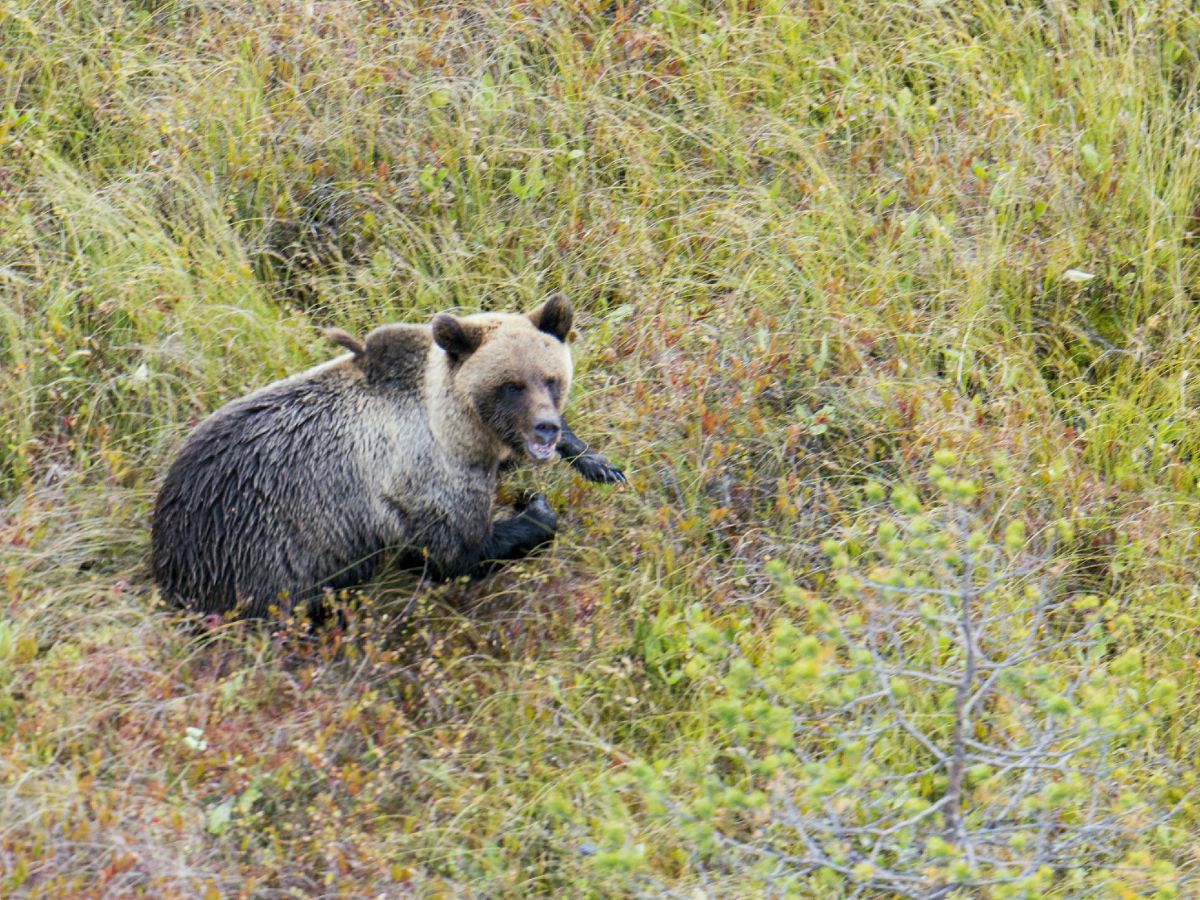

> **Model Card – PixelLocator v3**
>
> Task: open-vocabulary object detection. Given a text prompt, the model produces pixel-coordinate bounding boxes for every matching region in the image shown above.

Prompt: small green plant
[508,157,548,201]
[601,450,1189,897]
[181,726,207,752]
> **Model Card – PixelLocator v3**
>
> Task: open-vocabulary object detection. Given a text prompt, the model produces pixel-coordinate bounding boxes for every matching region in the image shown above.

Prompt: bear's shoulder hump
[361,324,433,389]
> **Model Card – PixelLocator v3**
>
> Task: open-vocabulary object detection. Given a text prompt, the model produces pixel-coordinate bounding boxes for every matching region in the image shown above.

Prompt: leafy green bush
[601,450,1189,897]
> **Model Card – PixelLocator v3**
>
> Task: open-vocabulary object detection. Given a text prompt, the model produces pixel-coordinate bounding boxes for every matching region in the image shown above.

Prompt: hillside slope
[2,2,1199,896]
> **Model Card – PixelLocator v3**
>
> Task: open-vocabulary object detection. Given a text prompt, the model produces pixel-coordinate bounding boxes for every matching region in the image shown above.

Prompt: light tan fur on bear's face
[429,295,575,465]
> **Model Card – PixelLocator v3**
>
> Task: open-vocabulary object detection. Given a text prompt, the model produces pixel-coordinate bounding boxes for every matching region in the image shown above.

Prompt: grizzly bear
[150,295,623,618]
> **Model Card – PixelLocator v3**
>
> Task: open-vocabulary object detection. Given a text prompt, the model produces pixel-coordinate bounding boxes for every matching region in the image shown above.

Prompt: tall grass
[2,1,1199,895]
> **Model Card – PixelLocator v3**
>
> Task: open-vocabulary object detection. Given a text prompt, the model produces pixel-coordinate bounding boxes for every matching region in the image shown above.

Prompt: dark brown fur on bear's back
[150,357,417,618]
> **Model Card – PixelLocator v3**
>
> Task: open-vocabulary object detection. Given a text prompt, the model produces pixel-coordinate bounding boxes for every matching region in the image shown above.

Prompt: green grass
[3,0,1200,895]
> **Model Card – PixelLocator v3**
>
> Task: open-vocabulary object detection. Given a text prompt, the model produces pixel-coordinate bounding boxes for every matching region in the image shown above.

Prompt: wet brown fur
[151,296,583,618]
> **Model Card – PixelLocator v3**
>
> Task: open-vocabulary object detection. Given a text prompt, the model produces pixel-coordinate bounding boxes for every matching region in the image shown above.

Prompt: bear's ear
[432,313,484,361]
[528,293,573,342]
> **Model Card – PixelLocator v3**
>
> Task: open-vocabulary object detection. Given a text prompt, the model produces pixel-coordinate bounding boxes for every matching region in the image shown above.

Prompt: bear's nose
[533,419,561,444]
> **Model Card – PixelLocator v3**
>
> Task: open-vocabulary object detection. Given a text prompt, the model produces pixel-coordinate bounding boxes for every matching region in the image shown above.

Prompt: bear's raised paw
[570,452,626,485]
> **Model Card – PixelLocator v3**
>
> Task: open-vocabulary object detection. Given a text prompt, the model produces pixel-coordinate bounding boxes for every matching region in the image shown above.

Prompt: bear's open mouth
[526,439,557,461]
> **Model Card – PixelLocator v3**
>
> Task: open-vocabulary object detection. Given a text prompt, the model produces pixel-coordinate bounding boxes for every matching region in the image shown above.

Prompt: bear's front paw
[519,492,558,537]
[571,451,626,484]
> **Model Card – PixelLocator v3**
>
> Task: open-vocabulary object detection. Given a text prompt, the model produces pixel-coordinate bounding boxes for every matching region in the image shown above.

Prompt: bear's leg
[557,418,626,484]
[438,494,558,579]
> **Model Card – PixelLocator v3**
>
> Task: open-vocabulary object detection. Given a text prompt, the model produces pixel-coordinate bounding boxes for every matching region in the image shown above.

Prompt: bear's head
[431,294,575,463]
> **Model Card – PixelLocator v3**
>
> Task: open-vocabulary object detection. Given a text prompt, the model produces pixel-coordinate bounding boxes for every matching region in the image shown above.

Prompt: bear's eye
[500,381,526,395]
[544,377,560,392]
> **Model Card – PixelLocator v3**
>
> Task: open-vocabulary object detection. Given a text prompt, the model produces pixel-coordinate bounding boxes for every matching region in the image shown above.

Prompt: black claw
[571,452,626,484]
